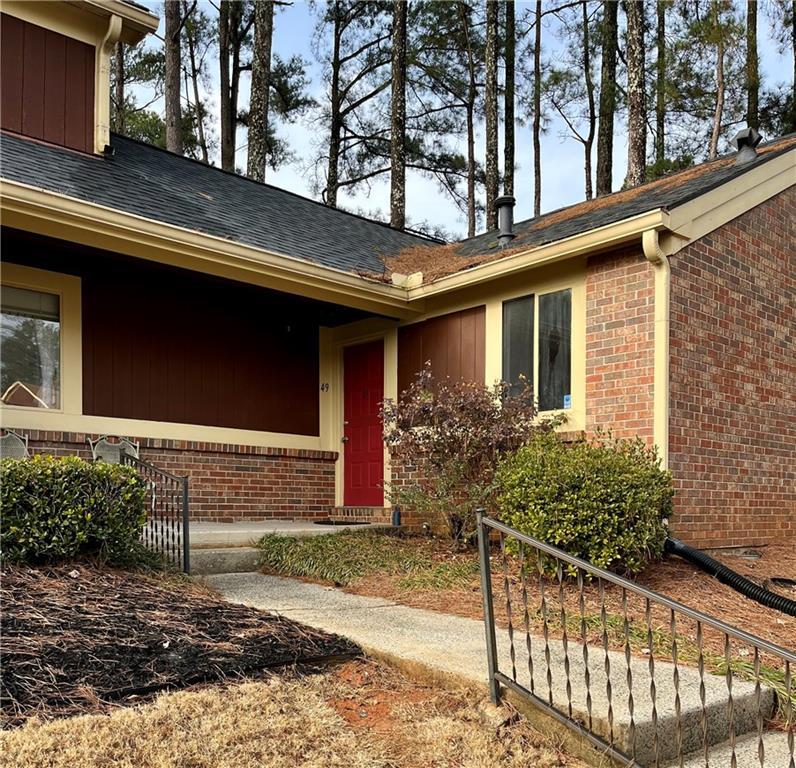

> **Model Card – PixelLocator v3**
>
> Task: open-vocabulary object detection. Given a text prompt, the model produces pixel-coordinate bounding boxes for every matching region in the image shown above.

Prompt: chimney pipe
[731,127,762,165]
[495,195,516,247]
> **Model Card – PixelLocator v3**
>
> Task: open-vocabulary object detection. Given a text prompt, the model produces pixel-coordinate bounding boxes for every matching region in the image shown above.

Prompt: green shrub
[496,432,672,574]
[1,455,148,565]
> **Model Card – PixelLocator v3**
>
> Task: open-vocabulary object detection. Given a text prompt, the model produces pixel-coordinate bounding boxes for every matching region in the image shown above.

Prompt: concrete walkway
[208,573,790,768]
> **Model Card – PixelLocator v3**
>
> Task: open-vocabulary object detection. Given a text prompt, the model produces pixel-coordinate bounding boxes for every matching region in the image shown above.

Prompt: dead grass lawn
[1,661,583,768]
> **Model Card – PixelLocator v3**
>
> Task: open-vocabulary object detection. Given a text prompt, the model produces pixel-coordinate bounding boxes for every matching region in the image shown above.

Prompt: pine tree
[545,1,598,200]
[248,0,275,181]
[182,0,213,163]
[596,0,617,195]
[746,0,759,129]
[164,0,183,154]
[219,0,254,172]
[390,0,407,229]
[484,0,499,229]
[504,0,515,197]
[624,0,646,188]
[655,1,667,164]
[533,0,542,215]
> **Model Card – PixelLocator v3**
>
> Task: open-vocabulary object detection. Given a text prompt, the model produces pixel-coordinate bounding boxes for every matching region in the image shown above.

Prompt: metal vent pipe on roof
[495,195,516,247]
[732,126,762,165]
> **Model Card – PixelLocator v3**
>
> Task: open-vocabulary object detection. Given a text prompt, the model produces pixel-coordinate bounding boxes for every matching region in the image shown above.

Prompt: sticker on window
[563,394,572,409]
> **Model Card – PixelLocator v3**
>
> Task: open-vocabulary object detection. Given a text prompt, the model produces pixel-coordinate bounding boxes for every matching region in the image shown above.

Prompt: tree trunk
[792,0,796,130]
[113,42,125,134]
[624,0,646,188]
[326,1,343,207]
[247,0,274,181]
[582,0,596,200]
[219,1,234,170]
[484,0,499,229]
[389,0,407,229]
[596,0,618,196]
[533,0,542,216]
[745,0,758,130]
[165,0,182,154]
[655,0,666,164]
[459,1,476,238]
[183,0,209,163]
[503,0,515,197]
[709,33,725,159]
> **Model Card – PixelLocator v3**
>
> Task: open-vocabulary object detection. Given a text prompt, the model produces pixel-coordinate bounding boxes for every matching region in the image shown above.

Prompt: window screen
[502,294,534,395]
[538,289,571,411]
[1,286,61,408]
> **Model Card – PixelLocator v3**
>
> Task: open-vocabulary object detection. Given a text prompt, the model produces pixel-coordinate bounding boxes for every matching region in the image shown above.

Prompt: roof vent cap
[731,127,762,165]
[495,195,516,247]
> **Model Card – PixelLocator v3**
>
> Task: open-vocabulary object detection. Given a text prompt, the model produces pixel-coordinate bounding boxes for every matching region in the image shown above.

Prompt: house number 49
[320,382,330,392]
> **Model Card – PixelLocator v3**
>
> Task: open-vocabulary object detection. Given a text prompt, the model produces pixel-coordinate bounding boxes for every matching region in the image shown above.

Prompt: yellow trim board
[0,409,323,452]
[0,180,422,319]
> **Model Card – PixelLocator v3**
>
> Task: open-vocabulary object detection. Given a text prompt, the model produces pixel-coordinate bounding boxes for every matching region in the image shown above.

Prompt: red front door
[343,340,384,506]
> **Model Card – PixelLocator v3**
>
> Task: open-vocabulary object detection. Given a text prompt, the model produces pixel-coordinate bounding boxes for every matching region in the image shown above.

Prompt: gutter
[406,209,670,300]
[0,179,422,319]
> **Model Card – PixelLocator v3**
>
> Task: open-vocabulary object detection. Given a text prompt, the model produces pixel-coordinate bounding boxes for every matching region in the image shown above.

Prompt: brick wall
[585,247,656,442]
[23,430,338,522]
[668,188,796,548]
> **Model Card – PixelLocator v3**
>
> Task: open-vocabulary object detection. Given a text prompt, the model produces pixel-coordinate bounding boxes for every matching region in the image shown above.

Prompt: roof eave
[0,179,423,319]
[406,209,672,300]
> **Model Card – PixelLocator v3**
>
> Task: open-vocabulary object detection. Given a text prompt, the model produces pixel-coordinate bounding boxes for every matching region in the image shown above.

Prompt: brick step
[330,506,392,524]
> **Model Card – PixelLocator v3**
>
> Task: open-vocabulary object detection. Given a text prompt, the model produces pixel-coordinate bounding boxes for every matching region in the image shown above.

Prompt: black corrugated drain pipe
[665,537,796,618]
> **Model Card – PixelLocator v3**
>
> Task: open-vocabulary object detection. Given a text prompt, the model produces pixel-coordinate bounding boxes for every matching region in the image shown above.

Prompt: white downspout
[642,229,671,469]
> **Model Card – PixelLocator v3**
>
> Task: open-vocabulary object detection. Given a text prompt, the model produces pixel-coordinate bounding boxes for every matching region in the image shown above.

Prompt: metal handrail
[481,514,796,663]
[476,509,795,768]
[121,453,190,573]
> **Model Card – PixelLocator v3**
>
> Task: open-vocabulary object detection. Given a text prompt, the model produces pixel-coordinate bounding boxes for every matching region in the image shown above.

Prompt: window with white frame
[1,285,61,409]
[502,288,572,412]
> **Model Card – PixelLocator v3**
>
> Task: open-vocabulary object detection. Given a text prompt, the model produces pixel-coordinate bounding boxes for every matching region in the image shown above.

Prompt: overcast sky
[138,1,792,240]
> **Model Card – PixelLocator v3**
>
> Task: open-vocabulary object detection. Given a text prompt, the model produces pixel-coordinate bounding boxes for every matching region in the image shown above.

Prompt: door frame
[319,319,398,509]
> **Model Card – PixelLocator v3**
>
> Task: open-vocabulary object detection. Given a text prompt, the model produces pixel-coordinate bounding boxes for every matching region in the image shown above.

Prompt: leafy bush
[496,431,672,574]
[1,455,148,565]
[382,365,558,541]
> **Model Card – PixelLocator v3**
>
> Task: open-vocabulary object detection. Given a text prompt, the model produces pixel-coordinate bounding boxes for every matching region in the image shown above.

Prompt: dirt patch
[1,563,359,727]
[0,660,585,768]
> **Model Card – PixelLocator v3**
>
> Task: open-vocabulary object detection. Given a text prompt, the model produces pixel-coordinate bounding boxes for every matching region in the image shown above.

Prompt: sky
[137,1,793,240]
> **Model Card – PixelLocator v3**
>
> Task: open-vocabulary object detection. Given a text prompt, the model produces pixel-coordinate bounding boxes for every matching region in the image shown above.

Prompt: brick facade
[585,247,656,443]
[668,188,796,548]
[23,430,338,522]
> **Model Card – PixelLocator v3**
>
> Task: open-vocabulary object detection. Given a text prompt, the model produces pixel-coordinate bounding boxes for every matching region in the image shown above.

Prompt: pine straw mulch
[0,563,360,728]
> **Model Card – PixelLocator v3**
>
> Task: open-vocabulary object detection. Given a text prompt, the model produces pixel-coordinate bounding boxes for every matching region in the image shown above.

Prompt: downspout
[95,14,124,154]
[642,229,670,469]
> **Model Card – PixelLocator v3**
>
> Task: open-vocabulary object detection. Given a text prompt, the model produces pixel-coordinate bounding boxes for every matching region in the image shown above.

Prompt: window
[1,286,61,408]
[502,295,534,395]
[538,289,571,411]
[502,288,572,412]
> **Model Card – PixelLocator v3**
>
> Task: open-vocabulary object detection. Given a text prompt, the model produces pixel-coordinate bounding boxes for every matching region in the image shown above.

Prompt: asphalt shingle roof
[0,132,433,274]
[456,134,796,257]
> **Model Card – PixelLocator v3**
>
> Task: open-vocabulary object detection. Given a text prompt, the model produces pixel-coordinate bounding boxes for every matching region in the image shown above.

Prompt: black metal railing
[122,454,190,573]
[476,510,795,768]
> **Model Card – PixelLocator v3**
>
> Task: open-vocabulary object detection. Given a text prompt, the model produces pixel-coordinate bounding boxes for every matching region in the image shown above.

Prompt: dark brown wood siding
[1,13,95,153]
[81,265,321,436]
[397,306,486,394]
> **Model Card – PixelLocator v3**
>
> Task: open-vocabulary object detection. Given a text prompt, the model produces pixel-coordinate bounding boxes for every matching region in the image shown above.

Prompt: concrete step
[190,519,389,549]
[190,547,260,575]
[672,729,794,768]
